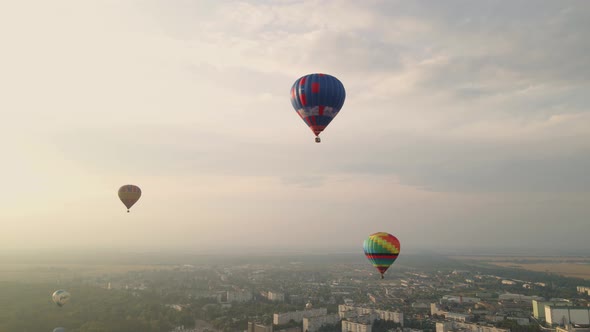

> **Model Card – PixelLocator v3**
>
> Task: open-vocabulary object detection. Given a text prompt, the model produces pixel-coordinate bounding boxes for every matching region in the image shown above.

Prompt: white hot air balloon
[52,290,71,307]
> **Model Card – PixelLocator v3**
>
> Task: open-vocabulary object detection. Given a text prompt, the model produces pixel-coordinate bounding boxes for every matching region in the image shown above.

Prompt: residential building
[276,328,301,332]
[445,312,471,322]
[499,293,543,302]
[442,295,481,304]
[557,325,590,332]
[274,308,328,325]
[507,317,530,325]
[227,289,253,303]
[338,305,403,325]
[431,303,446,316]
[268,291,285,302]
[303,314,340,332]
[342,319,372,332]
[533,300,570,320]
[545,306,590,326]
[436,321,509,332]
[248,322,273,332]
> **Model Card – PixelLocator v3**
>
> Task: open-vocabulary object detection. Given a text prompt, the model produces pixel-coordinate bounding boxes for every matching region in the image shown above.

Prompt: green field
[450,255,590,280]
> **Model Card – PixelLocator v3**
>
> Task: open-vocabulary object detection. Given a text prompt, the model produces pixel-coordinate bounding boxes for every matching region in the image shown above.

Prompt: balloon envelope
[363,232,400,279]
[52,290,71,307]
[290,73,346,138]
[118,184,141,212]
[53,328,66,332]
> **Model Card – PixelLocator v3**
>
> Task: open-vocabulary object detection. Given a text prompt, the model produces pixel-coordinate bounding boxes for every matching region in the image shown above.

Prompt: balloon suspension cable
[315,136,321,143]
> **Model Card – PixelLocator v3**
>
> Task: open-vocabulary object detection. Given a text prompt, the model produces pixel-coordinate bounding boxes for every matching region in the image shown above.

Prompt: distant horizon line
[1,246,589,257]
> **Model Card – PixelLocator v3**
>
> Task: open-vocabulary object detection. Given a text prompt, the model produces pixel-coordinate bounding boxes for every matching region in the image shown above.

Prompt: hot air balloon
[290,73,346,143]
[52,290,71,307]
[363,232,400,279]
[118,184,141,212]
[53,328,66,332]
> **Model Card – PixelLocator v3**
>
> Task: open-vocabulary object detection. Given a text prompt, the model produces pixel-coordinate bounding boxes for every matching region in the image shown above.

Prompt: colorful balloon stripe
[363,232,400,279]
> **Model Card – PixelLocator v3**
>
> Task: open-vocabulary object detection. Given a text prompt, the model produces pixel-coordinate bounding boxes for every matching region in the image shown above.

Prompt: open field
[450,255,590,280]
[449,255,590,262]
[492,262,590,280]
[0,263,174,282]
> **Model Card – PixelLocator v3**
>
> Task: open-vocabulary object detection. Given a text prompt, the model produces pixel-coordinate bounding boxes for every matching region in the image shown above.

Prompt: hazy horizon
[1,1,589,253]
[2,244,589,258]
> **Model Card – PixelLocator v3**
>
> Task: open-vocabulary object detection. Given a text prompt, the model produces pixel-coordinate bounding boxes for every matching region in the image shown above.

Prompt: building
[507,317,530,325]
[557,325,590,332]
[227,289,253,303]
[499,293,544,302]
[578,287,590,296]
[436,321,509,332]
[338,305,403,325]
[404,329,422,332]
[445,312,471,322]
[276,328,301,332]
[274,308,328,325]
[268,291,285,302]
[485,315,506,323]
[533,300,570,320]
[431,303,446,316]
[303,314,340,332]
[248,322,273,332]
[378,310,403,323]
[442,295,481,304]
[342,319,372,332]
[436,322,453,332]
[412,302,430,310]
[545,306,590,326]
[502,280,517,285]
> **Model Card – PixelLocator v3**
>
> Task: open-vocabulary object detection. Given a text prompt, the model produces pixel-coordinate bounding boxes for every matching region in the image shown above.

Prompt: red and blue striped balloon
[290,73,346,141]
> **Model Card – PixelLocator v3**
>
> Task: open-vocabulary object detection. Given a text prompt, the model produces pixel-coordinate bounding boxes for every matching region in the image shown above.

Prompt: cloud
[280,175,326,188]
[31,1,586,195]
[2,0,590,251]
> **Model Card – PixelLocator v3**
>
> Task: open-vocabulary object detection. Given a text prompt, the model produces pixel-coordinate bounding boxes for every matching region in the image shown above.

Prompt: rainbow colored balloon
[363,232,400,279]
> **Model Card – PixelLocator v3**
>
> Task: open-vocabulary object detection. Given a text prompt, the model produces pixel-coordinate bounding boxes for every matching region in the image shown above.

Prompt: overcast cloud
[0,0,588,254]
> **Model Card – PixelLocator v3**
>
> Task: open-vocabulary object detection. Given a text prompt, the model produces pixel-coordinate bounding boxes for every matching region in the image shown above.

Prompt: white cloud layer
[0,0,588,252]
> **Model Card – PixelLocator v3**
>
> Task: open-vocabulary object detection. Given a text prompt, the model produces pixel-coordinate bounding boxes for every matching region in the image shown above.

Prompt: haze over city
[1,0,589,254]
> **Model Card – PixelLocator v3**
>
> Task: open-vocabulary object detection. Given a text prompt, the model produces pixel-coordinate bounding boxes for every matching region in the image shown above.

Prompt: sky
[0,0,589,255]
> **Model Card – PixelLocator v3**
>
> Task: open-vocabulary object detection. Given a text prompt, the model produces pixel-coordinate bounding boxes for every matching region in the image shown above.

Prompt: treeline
[0,281,194,332]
